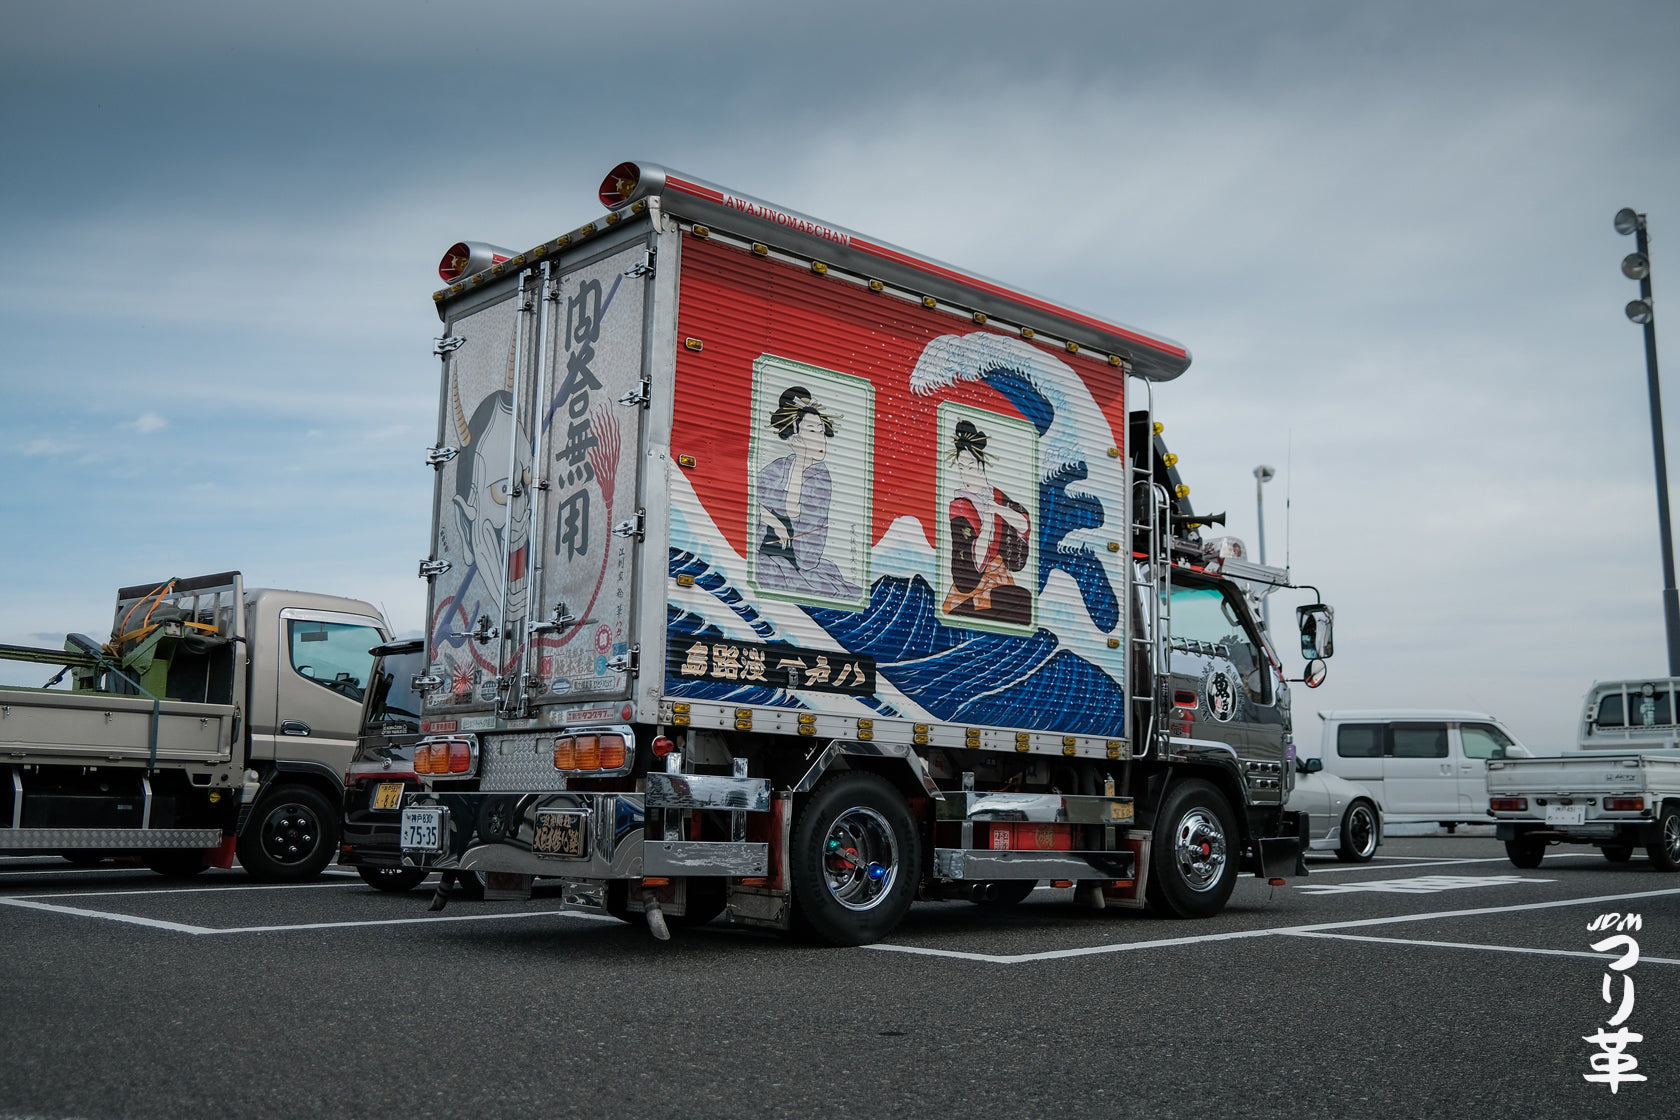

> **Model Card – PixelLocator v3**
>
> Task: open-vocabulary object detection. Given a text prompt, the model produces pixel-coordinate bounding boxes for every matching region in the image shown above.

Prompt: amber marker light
[598,737,627,770]
[573,734,601,770]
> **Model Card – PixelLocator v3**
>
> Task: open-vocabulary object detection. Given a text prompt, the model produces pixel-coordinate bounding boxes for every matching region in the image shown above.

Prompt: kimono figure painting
[943,418,1032,626]
[755,386,862,601]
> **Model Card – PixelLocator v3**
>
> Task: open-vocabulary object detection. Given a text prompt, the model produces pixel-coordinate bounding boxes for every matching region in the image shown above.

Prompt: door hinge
[418,558,453,579]
[433,334,466,356]
[612,508,647,541]
[607,647,640,675]
[624,249,655,279]
[426,444,459,468]
[617,377,651,408]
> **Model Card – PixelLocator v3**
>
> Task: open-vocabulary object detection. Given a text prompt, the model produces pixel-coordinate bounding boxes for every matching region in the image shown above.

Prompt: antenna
[1284,429,1293,571]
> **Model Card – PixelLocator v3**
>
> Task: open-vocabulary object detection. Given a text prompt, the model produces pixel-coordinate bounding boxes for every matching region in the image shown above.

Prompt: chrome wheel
[1170,806,1229,893]
[1338,801,1379,863]
[1654,808,1680,871]
[821,806,900,912]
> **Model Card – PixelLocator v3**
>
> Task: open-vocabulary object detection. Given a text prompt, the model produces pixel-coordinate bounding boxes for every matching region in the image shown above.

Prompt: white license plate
[400,807,446,852]
[1545,803,1586,826]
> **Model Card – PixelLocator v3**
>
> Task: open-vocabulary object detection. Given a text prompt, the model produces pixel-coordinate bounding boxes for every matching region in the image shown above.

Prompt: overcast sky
[3,1,1677,751]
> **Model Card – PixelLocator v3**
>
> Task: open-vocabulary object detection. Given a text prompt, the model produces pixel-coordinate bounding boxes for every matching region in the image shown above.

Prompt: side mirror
[1302,658,1327,688]
[1297,603,1334,660]
[1303,757,1323,773]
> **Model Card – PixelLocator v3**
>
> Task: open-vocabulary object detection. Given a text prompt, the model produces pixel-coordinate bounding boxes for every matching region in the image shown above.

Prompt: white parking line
[864,886,1680,964]
[0,894,618,934]
[1280,930,1680,966]
[10,880,364,901]
[1307,854,1603,875]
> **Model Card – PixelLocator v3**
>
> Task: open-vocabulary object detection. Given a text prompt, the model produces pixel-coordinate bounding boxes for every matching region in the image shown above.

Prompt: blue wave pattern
[809,575,1122,733]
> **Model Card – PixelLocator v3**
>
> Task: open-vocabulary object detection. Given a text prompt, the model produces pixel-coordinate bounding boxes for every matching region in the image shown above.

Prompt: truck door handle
[281,720,312,737]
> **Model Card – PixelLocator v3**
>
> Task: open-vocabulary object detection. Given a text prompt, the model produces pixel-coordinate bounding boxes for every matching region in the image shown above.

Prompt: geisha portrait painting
[938,405,1036,628]
[748,356,872,608]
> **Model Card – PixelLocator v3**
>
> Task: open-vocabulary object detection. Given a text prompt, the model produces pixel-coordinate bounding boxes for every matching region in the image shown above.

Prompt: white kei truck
[396,160,1338,945]
[1487,678,1680,869]
[0,572,390,879]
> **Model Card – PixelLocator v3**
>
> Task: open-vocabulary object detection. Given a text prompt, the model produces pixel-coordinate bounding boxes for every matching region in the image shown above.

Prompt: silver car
[1289,756,1382,862]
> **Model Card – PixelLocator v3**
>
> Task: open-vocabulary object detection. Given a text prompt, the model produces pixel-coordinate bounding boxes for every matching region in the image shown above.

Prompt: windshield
[1168,582,1269,702]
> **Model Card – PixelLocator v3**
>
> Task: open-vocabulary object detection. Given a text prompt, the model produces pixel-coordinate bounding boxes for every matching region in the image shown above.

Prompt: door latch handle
[281,720,312,737]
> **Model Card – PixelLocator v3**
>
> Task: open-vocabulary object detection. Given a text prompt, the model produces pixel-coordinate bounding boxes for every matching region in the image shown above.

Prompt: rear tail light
[414,737,475,777]
[448,741,472,774]
[1489,797,1528,812]
[552,731,633,773]
[1604,796,1645,812]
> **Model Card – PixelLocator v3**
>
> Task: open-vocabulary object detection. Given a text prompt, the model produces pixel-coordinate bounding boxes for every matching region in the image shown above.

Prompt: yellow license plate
[533,809,587,859]
[372,782,404,811]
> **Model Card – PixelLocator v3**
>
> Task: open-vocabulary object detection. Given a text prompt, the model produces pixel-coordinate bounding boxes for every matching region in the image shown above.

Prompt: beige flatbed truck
[0,571,389,879]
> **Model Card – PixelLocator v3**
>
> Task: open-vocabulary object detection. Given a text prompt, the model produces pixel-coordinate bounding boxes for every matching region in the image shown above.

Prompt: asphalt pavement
[1,835,1675,1119]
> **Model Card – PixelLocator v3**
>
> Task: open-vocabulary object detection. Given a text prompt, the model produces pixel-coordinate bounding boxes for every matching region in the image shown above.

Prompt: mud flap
[1255,836,1307,878]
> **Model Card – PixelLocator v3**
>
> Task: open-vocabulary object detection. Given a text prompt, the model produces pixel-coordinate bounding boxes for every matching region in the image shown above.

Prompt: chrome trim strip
[0,828,222,850]
[644,773,770,811]
[933,792,1134,825]
[932,848,1138,881]
[643,840,769,877]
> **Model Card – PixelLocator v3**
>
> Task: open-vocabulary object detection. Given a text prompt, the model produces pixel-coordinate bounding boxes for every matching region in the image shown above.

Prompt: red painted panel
[672,234,1127,559]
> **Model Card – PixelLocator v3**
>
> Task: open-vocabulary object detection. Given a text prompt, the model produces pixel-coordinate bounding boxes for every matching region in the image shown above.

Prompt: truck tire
[1505,832,1546,869]
[1336,800,1380,863]
[356,864,430,892]
[1649,805,1680,872]
[237,784,339,883]
[1602,844,1635,863]
[1147,779,1239,919]
[144,849,210,878]
[790,772,920,946]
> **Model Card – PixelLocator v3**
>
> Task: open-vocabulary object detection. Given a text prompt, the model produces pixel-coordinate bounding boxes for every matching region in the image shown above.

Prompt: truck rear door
[524,240,650,713]
[426,280,534,713]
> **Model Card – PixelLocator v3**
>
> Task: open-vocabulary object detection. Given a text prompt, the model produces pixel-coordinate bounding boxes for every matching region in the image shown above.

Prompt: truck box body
[407,162,1315,940]
[425,179,1167,754]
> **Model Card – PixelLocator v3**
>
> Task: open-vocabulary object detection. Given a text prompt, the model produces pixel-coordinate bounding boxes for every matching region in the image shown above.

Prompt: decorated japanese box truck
[399,160,1336,944]
[0,572,390,880]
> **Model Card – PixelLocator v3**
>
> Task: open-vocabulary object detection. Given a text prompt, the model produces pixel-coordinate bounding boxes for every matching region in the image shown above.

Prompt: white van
[1310,710,1532,826]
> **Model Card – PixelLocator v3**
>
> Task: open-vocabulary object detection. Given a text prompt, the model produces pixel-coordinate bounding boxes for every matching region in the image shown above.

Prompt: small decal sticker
[1204,667,1240,723]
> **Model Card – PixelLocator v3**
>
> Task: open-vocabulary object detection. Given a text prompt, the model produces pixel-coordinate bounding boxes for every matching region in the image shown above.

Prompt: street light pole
[1616,207,1680,676]
[1254,464,1275,630]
